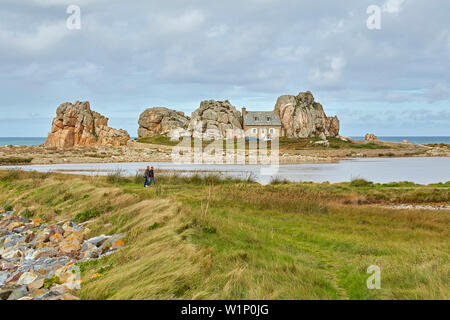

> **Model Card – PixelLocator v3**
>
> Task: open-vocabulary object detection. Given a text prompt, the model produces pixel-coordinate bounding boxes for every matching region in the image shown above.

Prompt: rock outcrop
[188,100,244,140]
[365,133,379,142]
[138,107,190,139]
[0,208,125,300]
[274,91,339,138]
[45,101,130,148]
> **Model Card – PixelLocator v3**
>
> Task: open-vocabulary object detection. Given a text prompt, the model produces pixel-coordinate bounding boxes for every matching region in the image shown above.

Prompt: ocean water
[0,137,46,146]
[350,136,450,144]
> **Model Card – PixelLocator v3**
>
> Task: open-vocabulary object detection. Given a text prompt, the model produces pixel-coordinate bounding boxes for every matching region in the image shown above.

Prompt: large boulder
[274,91,340,138]
[365,133,379,142]
[188,100,244,140]
[45,101,130,148]
[138,107,189,139]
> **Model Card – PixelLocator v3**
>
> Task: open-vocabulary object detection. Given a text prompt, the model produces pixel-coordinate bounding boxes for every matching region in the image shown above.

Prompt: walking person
[149,166,156,185]
[144,166,151,187]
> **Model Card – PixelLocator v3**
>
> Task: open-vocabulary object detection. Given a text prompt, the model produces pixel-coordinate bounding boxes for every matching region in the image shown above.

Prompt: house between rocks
[241,107,283,139]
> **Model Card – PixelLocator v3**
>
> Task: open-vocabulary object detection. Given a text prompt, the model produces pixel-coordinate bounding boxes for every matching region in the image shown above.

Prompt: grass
[136,135,397,151]
[0,170,448,300]
[0,157,33,165]
[279,137,393,150]
[136,135,180,146]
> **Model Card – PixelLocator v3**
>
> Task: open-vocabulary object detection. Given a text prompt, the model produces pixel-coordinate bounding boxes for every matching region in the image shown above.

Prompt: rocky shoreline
[0,206,125,300]
[0,139,448,167]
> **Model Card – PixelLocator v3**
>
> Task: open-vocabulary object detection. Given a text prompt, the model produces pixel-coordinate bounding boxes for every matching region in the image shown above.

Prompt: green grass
[279,137,393,150]
[0,170,448,300]
[136,135,397,151]
[0,157,33,165]
[136,135,180,146]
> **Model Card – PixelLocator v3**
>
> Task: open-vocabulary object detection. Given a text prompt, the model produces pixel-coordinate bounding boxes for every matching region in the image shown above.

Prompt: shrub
[148,222,161,231]
[350,179,373,187]
[20,209,34,219]
[107,169,126,184]
[270,177,290,185]
[44,275,62,289]
[74,209,101,223]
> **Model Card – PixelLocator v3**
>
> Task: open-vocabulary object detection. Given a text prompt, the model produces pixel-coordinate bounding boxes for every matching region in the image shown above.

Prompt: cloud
[0,0,449,136]
[309,56,346,89]
[426,83,450,103]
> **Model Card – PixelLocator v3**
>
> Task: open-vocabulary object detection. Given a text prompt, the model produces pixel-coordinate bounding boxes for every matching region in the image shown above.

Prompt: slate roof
[243,111,282,126]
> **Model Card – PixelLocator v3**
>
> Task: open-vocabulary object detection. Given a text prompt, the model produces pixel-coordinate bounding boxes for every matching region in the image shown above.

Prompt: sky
[0,0,449,137]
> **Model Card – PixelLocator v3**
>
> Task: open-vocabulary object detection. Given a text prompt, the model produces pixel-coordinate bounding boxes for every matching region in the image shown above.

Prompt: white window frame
[261,128,266,135]
[251,128,257,134]
[269,128,275,134]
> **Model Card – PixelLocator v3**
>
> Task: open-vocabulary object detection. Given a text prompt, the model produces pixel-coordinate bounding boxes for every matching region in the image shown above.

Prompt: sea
[0,136,449,146]
[0,137,47,146]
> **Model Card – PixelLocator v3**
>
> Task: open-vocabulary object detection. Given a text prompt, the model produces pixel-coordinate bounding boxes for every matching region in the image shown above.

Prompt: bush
[74,209,101,223]
[134,171,144,184]
[44,275,61,289]
[107,169,126,184]
[0,170,20,182]
[350,179,373,187]
[270,177,290,185]
[20,209,34,219]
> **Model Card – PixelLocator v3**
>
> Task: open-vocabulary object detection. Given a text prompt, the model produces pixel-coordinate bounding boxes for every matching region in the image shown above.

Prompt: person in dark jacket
[144,166,151,187]
[149,166,156,185]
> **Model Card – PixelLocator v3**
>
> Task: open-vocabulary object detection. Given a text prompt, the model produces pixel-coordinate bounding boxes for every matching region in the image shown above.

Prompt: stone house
[242,107,283,139]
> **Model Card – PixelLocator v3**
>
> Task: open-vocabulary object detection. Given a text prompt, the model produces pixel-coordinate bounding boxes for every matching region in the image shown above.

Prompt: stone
[314,140,330,147]
[27,277,45,291]
[84,235,110,247]
[45,101,130,148]
[25,247,58,261]
[7,285,28,300]
[49,225,65,237]
[100,233,125,253]
[274,91,340,138]
[58,231,84,257]
[365,133,379,142]
[0,270,10,287]
[138,107,190,138]
[189,100,244,140]
[17,272,38,286]
[0,260,17,271]
[0,289,13,300]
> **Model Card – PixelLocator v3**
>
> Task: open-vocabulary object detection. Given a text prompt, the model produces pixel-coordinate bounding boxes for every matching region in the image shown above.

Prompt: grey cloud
[0,0,449,136]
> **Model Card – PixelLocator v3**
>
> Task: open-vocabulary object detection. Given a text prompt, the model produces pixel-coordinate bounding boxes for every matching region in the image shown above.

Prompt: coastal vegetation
[0,157,33,165]
[0,170,448,299]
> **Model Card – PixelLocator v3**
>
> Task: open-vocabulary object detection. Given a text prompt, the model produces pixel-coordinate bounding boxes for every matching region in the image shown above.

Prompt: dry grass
[0,170,448,300]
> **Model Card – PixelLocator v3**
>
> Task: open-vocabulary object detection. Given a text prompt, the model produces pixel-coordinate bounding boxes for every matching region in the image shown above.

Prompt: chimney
[242,107,247,117]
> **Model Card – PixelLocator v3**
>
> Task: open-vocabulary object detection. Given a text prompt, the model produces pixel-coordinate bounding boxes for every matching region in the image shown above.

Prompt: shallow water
[2,157,449,185]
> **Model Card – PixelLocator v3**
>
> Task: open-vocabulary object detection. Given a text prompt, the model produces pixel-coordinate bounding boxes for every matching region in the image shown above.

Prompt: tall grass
[1,170,449,300]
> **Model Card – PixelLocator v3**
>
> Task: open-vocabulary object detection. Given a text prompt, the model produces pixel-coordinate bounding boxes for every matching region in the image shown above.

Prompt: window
[261,128,266,135]
[252,128,257,134]
[267,117,271,122]
[269,128,275,134]
[254,117,259,121]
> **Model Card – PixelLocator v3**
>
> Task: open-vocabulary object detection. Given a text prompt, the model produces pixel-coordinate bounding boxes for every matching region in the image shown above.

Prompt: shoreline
[0,139,449,166]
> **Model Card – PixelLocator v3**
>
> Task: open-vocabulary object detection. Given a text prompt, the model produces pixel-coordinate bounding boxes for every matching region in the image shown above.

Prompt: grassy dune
[0,170,448,300]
